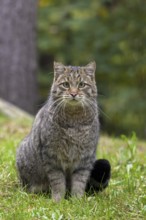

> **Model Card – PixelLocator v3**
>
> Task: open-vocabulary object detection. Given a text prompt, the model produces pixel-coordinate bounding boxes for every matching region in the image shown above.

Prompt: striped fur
[16,61,99,202]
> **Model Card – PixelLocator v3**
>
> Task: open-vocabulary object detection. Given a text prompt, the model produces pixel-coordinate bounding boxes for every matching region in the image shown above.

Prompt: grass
[0,114,146,220]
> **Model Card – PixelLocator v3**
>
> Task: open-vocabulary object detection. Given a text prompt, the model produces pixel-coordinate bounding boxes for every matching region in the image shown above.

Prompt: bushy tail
[86,159,111,194]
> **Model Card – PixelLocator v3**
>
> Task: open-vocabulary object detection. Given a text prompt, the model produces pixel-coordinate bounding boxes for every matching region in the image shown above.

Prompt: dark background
[38,0,146,139]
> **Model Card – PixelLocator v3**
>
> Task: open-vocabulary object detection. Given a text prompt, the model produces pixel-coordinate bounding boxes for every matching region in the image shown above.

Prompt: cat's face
[51,61,97,106]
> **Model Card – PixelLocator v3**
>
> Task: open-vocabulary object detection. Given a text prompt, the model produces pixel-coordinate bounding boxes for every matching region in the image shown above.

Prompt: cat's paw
[52,193,64,202]
[71,184,85,198]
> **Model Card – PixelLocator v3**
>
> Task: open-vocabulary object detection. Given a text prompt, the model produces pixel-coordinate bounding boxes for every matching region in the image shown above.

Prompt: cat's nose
[70,93,77,98]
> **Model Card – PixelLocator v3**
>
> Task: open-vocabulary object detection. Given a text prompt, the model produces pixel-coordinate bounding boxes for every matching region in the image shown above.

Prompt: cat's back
[16,105,47,161]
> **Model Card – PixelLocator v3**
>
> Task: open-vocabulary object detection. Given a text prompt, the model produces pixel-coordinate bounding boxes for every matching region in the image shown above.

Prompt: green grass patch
[0,116,146,220]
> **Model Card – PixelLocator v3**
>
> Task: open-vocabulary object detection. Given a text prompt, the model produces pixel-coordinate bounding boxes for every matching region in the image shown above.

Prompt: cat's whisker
[49,97,65,110]
[48,97,63,111]
[98,106,111,120]
[56,99,65,118]
[50,100,63,116]
[80,100,87,117]
[62,100,67,119]
[87,97,109,120]
[85,97,110,120]
[82,99,99,131]
[83,97,97,119]
[53,100,65,117]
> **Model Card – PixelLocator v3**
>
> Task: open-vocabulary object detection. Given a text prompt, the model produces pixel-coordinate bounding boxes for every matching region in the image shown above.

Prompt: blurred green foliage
[37,0,146,139]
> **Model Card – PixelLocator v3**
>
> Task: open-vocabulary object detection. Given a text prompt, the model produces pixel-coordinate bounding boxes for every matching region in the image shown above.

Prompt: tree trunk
[0,0,38,114]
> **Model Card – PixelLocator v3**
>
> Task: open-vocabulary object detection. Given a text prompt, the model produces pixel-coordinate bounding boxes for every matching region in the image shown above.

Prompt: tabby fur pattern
[16,61,99,202]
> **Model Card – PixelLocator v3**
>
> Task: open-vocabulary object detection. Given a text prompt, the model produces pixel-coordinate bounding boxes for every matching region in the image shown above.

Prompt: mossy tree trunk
[0,0,38,114]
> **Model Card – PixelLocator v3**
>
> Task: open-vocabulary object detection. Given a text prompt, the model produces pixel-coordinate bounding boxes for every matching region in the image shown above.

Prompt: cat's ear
[85,61,96,78]
[54,61,65,80]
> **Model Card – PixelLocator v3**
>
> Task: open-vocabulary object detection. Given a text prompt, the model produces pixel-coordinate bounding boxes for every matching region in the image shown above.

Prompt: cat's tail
[86,159,111,194]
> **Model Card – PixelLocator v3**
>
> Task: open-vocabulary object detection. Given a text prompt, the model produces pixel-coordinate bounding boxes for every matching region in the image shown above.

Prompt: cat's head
[51,61,97,105]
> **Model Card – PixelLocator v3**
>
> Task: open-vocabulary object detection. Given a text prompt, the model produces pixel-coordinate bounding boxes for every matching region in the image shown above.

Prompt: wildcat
[16,61,111,202]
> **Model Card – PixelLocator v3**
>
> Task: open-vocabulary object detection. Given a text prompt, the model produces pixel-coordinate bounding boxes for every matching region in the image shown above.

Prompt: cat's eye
[62,82,70,88]
[79,82,85,88]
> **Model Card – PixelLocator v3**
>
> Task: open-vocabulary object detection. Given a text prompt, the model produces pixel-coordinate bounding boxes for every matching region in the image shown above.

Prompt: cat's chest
[62,126,90,144]
[56,139,83,172]
[56,126,90,167]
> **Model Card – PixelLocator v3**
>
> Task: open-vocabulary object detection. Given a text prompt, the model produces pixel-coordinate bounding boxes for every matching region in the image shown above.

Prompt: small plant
[121,132,137,162]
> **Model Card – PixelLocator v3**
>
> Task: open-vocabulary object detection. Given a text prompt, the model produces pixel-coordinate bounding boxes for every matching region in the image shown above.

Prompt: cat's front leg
[48,169,66,202]
[71,168,90,197]
[41,148,66,202]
